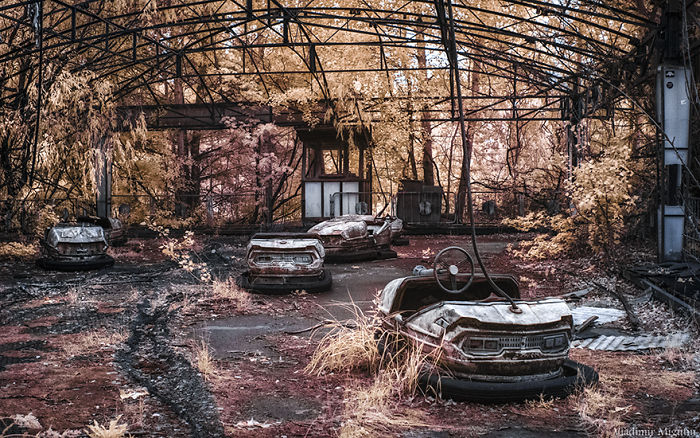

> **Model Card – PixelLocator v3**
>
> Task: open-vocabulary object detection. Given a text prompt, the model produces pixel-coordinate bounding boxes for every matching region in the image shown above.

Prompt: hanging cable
[435,0,521,312]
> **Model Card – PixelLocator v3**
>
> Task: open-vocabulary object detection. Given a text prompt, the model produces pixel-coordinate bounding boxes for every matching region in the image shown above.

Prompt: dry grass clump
[339,371,429,438]
[306,305,441,437]
[210,277,252,310]
[85,416,129,438]
[62,329,127,358]
[524,393,556,410]
[193,339,216,381]
[656,347,695,370]
[575,386,631,438]
[306,307,383,375]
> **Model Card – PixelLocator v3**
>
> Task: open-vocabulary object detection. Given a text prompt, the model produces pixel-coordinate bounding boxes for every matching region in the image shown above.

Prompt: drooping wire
[435,0,520,312]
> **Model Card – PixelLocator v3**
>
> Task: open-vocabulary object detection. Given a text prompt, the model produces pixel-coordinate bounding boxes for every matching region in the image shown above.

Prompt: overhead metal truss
[0,0,659,129]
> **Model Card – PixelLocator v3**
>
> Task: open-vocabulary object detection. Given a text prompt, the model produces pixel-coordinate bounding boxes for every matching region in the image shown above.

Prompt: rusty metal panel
[569,306,626,326]
[572,333,691,351]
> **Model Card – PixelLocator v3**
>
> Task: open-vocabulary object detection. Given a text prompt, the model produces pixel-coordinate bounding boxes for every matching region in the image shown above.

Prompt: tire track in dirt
[116,297,225,438]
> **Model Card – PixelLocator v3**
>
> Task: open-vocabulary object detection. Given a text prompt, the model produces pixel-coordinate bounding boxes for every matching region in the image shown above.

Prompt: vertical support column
[95,135,112,218]
[657,0,690,261]
[657,64,690,260]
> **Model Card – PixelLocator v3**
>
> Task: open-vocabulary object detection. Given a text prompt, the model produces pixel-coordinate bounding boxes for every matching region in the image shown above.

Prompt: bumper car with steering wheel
[376,246,598,402]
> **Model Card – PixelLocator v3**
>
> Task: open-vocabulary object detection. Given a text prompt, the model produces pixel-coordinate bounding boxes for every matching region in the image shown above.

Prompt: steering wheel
[433,246,475,294]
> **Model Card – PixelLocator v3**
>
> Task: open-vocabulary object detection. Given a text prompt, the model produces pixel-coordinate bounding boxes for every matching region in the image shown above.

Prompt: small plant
[525,393,555,409]
[194,339,216,381]
[9,413,41,430]
[305,306,383,375]
[145,221,212,283]
[210,277,252,310]
[62,329,127,358]
[575,386,631,438]
[85,415,129,438]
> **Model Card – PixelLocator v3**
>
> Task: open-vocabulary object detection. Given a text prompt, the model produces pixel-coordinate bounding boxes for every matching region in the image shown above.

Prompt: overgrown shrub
[504,138,642,258]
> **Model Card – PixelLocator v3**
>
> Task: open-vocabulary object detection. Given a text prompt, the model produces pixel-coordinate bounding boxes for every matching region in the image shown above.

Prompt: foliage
[33,205,60,237]
[146,222,212,283]
[0,0,658,240]
[504,121,653,257]
[570,138,639,251]
[504,213,579,259]
[0,241,38,260]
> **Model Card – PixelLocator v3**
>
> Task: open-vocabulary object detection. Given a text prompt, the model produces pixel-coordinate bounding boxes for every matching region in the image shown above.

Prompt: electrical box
[658,65,690,166]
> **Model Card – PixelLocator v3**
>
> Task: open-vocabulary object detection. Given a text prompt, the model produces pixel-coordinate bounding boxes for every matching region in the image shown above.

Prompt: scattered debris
[572,332,691,351]
[570,306,626,326]
[560,287,593,301]
[119,388,149,400]
[566,272,642,330]
[574,316,598,334]
[233,418,276,429]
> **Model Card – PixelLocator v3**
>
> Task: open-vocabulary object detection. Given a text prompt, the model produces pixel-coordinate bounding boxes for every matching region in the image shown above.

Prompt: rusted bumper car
[307,215,397,262]
[238,233,332,294]
[377,247,597,402]
[37,223,114,271]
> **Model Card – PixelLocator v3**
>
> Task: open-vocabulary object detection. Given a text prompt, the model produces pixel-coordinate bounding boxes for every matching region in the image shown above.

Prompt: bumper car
[238,233,332,294]
[377,246,597,403]
[307,215,397,262]
[37,223,114,271]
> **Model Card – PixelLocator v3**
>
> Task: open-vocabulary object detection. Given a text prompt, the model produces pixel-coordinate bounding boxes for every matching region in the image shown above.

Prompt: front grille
[254,253,313,265]
[56,242,104,256]
[462,332,569,355]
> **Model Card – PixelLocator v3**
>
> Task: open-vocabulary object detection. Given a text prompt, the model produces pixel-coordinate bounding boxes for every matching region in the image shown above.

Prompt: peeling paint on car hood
[407,299,572,330]
[308,217,368,240]
[46,224,108,247]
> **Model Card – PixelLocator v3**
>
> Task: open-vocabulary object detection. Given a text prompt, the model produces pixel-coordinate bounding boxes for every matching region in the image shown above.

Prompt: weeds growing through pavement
[210,277,252,311]
[193,339,216,381]
[306,303,441,437]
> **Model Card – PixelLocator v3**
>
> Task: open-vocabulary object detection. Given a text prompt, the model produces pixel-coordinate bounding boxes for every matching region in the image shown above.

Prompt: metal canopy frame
[0,0,658,129]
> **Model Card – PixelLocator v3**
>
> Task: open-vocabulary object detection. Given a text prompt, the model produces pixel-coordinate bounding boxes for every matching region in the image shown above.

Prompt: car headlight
[255,255,273,264]
[542,334,568,352]
[464,337,501,353]
[293,254,312,264]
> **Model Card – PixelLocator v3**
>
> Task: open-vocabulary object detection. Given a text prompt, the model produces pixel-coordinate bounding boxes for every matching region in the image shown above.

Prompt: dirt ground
[0,233,698,437]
